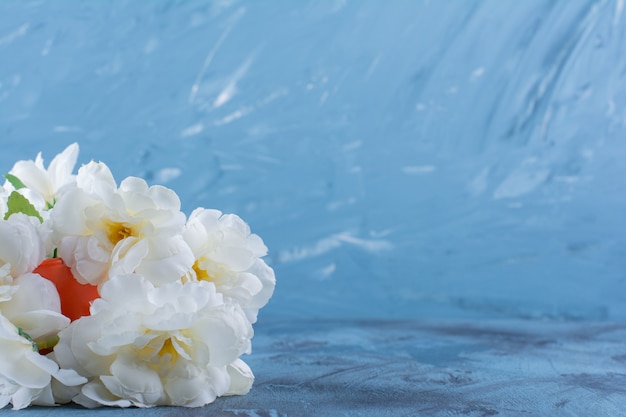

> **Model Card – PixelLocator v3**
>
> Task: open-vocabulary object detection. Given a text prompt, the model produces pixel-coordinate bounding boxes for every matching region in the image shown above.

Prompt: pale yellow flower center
[138,335,185,365]
[158,338,178,360]
[105,221,135,246]
[192,259,213,282]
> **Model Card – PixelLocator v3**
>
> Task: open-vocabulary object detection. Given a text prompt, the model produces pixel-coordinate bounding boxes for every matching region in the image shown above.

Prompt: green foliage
[3,173,26,190]
[4,191,43,223]
[18,327,38,352]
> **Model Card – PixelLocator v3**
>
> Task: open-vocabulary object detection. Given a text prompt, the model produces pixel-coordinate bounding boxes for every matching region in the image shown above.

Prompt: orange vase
[34,258,99,322]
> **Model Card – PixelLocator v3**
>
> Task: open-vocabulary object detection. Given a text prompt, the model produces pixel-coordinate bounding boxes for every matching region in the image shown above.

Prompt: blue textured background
[3,0,625,322]
[1,2,626,415]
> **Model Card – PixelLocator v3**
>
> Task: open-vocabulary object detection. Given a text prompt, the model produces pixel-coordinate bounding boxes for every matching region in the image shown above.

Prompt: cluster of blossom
[0,143,275,409]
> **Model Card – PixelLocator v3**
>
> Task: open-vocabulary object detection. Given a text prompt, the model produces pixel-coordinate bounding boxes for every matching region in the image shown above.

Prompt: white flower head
[0,213,45,278]
[0,269,85,410]
[0,272,68,343]
[53,274,253,408]
[51,162,193,287]
[6,143,79,211]
[0,258,69,365]
[0,314,86,410]
[183,208,275,323]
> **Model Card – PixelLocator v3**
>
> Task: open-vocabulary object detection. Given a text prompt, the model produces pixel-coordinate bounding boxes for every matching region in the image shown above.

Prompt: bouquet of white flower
[0,144,275,409]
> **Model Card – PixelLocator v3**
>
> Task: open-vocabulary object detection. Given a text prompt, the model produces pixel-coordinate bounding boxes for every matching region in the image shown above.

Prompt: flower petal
[225,359,254,396]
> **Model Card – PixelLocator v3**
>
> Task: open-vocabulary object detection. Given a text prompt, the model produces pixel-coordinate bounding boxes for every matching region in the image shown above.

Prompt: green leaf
[4,191,43,223]
[3,173,26,190]
[18,327,39,352]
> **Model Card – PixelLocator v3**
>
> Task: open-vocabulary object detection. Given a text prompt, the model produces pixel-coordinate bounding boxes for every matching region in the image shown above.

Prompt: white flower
[53,274,253,408]
[0,214,45,278]
[6,143,79,211]
[0,262,69,362]
[0,264,86,410]
[0,272,68,343]
[51,162,193,287]
[183,208,275,323]
[0,315,86,410]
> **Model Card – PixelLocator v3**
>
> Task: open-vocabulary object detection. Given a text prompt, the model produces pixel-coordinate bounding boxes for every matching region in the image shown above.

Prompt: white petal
[78,381,132,408]
[245,260,276,322]
[5,310,68,341]
[0,215,44,277]
[50,376,82,404]
[108,354,164,405]
[225,359,254,396]
[47,142,79,191]
[132,236,194,286]
[51,188,96,235]
[5,272,62,313]
[52,368,87,387]
[193,306,252,367]
[109,237,147,277]
[10,160,51,202]
[164,363,223,407]
[0,349,50,389]
[30,385,56,407]
[97,273,153,313]
[76,161,117,198]
[10,386,41,410]
[59,235,109,285]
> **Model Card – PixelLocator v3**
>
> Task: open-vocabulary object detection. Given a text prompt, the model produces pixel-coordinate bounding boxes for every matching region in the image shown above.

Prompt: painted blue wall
[1,0,625,321]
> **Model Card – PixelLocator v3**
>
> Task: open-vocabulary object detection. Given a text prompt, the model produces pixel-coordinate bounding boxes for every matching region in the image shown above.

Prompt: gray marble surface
[4,319,625,416]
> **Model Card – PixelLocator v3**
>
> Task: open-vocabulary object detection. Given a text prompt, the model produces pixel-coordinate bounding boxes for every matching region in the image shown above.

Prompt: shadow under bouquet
[0,143,275,409]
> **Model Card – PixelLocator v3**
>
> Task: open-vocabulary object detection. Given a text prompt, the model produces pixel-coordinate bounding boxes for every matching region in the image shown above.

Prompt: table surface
[4,318,625,417]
